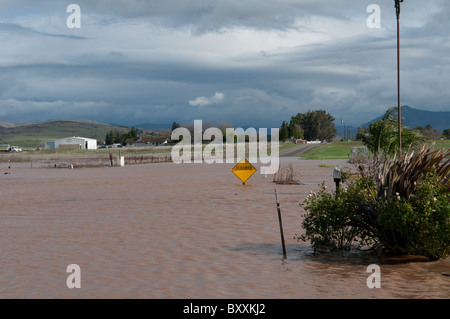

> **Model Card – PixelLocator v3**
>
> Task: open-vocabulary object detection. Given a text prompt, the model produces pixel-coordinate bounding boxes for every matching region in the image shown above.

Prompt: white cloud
[189,92,225,107]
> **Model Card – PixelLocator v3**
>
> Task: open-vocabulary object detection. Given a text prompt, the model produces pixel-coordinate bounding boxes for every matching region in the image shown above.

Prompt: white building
[45,137,97,150]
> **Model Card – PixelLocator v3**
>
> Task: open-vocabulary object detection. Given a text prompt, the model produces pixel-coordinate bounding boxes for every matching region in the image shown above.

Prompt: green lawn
[433,139,450,151]
[301,141,365,160]
[301,139,449,160]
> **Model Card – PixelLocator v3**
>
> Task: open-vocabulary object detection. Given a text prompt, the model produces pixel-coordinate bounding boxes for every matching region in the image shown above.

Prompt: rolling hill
[0,120,16,129]
[362,105,450,132]
[0,120,129,148]
[135,123,172,130]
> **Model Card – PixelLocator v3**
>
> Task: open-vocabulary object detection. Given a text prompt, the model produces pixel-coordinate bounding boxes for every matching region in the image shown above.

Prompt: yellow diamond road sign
[232,158,257,184]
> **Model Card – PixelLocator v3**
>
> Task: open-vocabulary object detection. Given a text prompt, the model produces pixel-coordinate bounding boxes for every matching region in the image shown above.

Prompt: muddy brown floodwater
[0,157,449,298]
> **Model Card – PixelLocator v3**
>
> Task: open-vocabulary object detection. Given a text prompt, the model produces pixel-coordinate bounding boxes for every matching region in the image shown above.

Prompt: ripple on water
[1,162,449,298]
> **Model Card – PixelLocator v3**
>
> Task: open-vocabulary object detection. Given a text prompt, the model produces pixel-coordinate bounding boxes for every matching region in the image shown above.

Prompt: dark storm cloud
[0,0,448,127]
[0,22,87,39]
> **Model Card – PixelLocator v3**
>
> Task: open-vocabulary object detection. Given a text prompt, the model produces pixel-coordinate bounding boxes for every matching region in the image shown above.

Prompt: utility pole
[395,0,405,155]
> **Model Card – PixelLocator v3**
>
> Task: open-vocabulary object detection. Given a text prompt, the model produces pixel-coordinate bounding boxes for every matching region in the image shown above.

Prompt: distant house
[45,137,97,150]
[124,137,168,147]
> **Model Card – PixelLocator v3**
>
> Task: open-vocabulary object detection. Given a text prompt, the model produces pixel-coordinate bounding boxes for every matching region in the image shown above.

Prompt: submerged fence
[3,154,173,169]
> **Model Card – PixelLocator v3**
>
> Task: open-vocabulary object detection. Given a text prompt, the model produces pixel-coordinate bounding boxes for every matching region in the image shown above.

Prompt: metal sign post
[274,189,287,259]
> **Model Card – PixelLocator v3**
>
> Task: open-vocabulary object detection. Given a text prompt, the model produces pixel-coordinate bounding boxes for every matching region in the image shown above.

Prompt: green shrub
[299,183,375,252]
[299,144,450,260]
[376,173,449,260]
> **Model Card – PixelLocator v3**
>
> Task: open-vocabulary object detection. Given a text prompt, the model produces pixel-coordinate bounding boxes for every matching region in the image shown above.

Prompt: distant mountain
[362,106,450,132]
[0,119,128,148]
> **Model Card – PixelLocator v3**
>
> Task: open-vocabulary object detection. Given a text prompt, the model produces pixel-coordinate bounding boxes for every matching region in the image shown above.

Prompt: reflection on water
[0,160,449,298]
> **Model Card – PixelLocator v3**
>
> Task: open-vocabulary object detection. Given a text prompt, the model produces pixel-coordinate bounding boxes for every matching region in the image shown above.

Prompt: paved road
[279,143,322,157]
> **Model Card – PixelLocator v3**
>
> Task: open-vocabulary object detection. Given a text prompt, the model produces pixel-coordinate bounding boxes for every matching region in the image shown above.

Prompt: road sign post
[274,189,287,259]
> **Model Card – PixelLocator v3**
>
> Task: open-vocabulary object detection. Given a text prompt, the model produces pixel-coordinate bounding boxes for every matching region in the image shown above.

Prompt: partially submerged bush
[299,182,375,252]
[273,163,299,185]
[375,173,449,260]
[299,144,450,260]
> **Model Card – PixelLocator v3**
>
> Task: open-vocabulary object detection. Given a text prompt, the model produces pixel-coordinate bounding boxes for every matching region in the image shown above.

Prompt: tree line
[104,126,138,145]
[279,109,336,142]
[415,124,449,140]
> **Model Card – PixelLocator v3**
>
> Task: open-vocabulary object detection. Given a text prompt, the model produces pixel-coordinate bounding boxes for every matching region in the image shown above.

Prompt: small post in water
[109,149,113,166]
[274,189,287,259]
[333,168,342,193]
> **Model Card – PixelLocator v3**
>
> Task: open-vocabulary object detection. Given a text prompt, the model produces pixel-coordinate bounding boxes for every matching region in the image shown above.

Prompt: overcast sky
[0,0,449,128]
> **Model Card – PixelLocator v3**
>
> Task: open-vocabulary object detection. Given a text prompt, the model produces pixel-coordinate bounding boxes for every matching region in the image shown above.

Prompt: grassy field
[301,139,449,160]
[433,139,450,151]
[300,141,364,160]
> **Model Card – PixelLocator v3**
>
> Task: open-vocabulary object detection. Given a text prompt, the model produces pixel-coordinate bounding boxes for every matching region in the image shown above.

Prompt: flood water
[1,158,449,298]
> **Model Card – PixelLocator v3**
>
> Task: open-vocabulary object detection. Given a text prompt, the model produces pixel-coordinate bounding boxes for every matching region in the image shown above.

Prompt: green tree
[171,121,181,131]
[416,124,441,140]
[105,130,114,145]
[288,117,303,139]
[293,110,335,141]
[113,130,122,143]
[359,107,427,155]
[356,126,367,141]
[279,121,289,141]
[129,126,137,139]
[443,128,450,139]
